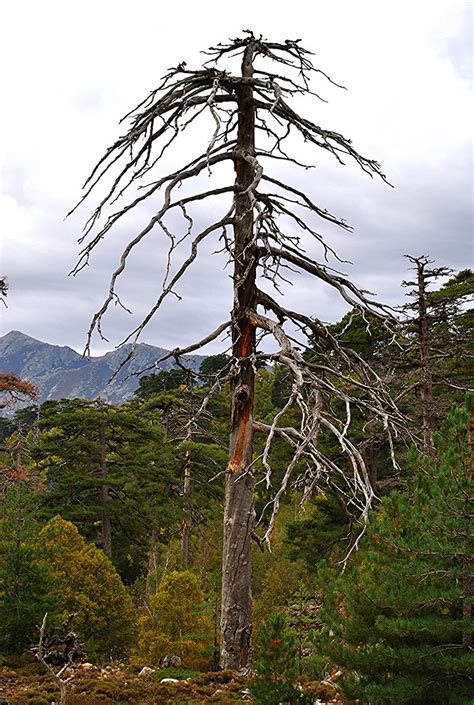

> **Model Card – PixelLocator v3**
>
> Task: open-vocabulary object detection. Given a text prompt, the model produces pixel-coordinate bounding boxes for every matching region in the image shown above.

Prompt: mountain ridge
[0,330,205,405]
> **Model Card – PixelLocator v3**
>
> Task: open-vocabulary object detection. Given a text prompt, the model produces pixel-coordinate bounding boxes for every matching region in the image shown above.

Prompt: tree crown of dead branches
[70,31,404,545]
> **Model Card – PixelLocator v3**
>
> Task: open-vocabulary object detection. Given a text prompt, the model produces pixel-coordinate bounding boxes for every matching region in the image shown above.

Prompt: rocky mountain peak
[0,331,204,406]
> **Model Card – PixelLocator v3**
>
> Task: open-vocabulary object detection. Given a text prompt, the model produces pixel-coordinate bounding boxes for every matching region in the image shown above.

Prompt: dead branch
[0,372,38,409]
[0,276,7,306]
[71,31,401,574]
[34,613,84,705]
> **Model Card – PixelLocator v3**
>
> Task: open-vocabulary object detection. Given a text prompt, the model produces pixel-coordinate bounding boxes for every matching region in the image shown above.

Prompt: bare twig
[35,613,83,705]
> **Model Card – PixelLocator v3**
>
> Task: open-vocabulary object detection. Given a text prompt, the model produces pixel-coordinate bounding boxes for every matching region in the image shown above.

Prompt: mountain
[0,331,205,405]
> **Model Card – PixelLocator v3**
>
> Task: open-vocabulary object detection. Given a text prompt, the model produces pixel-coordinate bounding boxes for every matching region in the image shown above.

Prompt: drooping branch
[244,309,401,541]
[135,320,232,378]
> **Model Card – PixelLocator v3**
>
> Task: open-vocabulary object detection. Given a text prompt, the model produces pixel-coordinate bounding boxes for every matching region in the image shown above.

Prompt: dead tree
[70,32,403,671]
[34,613,84,705]
[402,256,453,454]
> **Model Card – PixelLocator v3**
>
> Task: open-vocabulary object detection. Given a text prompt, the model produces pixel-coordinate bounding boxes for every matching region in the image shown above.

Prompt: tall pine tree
[319,397,473,704]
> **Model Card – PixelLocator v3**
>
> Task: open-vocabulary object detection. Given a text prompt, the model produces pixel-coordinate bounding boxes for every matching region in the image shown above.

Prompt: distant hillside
[0,331,205,405]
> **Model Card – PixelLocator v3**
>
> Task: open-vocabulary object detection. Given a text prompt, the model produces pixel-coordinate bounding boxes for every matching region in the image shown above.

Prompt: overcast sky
[0,0,472,355]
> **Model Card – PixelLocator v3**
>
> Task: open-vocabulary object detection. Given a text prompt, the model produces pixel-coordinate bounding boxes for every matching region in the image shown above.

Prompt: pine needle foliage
[0,483,53,655]
[318,397,474,704]
[249,613,311,705]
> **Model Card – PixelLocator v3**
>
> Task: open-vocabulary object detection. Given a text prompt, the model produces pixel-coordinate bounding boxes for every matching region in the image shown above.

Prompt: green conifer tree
[0,482,54,655]
[35,399,177,579]
[249,613,311,705]
[319,397,474,704]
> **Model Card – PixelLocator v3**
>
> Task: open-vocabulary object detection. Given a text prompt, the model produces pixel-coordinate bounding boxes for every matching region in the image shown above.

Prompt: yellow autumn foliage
[136,570,212,666]
[39,515,135,659]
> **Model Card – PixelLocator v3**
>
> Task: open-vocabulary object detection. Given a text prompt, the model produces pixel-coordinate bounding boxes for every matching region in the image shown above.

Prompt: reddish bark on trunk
[220,41,257,673]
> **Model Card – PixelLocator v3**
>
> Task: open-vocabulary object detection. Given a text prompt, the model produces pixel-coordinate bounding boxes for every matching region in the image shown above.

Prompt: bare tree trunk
[99,420,112,557]
[220,41,257,673]
[404,255,453,455]
[146,526,160,595]
[181,445,192,567]
[413,260,435,455]
[417,264,434,454]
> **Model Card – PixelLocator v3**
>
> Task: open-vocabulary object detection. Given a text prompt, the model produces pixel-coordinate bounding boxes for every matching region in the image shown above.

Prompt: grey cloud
[1,2,472,358]
[3,141,471,355]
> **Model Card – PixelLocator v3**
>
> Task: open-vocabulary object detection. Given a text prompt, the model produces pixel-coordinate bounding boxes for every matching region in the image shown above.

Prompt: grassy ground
[0,662,344,704]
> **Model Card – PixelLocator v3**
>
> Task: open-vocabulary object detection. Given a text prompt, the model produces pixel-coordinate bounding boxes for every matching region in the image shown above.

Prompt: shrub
[39,516,135,660]
[136,570,212,666]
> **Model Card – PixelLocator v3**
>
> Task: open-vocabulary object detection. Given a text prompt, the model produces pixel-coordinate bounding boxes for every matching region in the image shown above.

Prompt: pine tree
[319,397,474,704]
[198,354,232,381]
[249,613,311,705]
[135,368,190,398]
[0,482,53,655]
[401,259,473,453]
[138,376,228,568]
[35,399,177,579]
